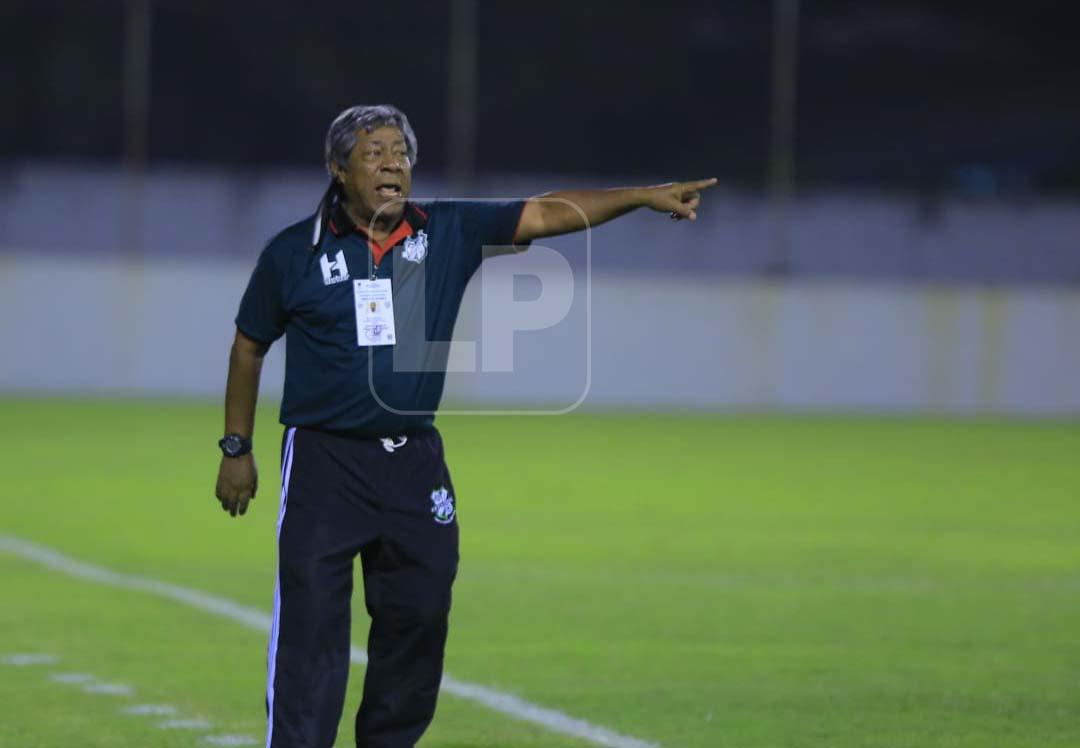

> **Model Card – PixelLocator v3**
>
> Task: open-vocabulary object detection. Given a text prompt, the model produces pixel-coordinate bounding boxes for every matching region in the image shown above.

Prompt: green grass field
[1,398,1078,748]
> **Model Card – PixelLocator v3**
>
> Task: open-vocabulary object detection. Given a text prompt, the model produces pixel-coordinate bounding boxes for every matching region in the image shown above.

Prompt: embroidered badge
[430,486,455,525]
[402,230,428,264]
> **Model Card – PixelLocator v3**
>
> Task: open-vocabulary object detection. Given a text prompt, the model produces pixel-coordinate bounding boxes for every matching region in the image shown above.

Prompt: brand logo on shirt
[320,250,350,285]
[402,230,428,264]
[430,486,455,525]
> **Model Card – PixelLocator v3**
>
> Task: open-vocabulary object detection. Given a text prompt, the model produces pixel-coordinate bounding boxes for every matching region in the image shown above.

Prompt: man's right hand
[215,454,258,517]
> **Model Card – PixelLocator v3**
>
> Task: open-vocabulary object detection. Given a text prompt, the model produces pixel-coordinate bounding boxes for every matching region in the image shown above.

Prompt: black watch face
[222,435,243,456]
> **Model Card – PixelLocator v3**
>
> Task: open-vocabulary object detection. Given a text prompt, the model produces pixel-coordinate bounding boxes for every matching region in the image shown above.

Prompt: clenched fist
[215,454,258,518]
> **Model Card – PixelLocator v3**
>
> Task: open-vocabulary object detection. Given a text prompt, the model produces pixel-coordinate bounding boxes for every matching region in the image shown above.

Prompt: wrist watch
[218,433,252,458]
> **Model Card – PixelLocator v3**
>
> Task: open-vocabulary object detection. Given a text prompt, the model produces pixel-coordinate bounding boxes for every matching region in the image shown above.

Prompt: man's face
[333,125,412,225]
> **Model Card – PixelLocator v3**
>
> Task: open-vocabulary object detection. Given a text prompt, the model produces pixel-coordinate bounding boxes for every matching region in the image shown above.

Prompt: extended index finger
[685,177,718,191]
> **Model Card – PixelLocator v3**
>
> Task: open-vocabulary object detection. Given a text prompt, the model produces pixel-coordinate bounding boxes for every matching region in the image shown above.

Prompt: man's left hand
[642,177,718,221]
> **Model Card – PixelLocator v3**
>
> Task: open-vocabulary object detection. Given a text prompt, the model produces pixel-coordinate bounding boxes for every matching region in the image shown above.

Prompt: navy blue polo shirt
[236,199,528,436]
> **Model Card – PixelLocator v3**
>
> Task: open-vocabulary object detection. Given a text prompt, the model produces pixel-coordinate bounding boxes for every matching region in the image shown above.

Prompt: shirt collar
[328,199,428,243]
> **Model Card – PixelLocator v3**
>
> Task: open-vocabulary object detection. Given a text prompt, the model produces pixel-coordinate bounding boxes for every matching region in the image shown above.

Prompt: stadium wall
[3,163,1080,284]
[1,253,1077,414]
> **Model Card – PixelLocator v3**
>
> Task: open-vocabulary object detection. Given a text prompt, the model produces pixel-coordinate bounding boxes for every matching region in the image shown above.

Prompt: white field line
[123,704,179,716]
[203,736,259,746]
[0,534,660,748]
[1,653,57,666]
[158,718,213,730]
[1,644,260,744]
[81,681,134,695]
[50,672,97,684]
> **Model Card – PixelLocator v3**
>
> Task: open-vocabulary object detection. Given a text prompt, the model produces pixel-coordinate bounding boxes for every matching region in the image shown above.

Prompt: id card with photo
[353,279,396,346]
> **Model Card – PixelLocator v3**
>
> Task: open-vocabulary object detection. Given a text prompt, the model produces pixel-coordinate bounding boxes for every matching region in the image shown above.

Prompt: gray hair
[324,104,418,174]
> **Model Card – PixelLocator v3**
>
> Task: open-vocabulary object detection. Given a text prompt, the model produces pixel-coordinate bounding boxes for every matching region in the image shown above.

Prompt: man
[215,103,714,748]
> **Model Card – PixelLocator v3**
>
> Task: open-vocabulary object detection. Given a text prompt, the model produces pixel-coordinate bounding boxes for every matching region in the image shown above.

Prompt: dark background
[3,0,1078,192]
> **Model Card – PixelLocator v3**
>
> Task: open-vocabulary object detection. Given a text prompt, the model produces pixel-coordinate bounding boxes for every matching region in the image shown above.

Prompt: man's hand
[641,177,718,221]
[516,177,719,242]
[215,454,258,517]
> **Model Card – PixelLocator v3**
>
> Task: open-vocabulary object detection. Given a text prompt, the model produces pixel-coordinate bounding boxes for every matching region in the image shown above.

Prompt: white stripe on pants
[265,426,297,748]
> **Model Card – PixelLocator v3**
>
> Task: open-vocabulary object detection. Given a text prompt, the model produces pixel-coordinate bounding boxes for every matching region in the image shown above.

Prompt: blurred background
[2,0,1079,411]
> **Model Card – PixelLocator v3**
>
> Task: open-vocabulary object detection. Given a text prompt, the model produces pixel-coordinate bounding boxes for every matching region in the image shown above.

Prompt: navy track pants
[266,426,459,748]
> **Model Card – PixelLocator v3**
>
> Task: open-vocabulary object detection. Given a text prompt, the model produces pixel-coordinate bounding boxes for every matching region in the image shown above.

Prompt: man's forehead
[356,126,405,144]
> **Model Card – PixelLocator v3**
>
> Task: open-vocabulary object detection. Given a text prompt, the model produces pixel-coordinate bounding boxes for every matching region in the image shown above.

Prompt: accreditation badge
[353,278,396,346]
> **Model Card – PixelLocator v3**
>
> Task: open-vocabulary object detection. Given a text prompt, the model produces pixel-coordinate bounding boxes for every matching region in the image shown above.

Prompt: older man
[215,104,714,748]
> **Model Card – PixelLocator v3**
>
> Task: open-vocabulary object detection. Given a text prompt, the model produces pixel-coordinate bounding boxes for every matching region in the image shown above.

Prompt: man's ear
[329,162,346,185]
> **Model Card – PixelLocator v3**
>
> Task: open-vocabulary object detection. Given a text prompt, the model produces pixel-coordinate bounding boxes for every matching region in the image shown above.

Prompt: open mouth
[375,183,402,199]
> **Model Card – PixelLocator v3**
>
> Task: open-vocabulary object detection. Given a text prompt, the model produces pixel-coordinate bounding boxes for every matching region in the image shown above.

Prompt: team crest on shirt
[402,230,428,264]
[430,486,455,525]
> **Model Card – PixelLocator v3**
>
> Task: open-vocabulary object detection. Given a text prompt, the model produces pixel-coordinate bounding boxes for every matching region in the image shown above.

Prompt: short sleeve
[235,244,287,345]
[455,199,530,272]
